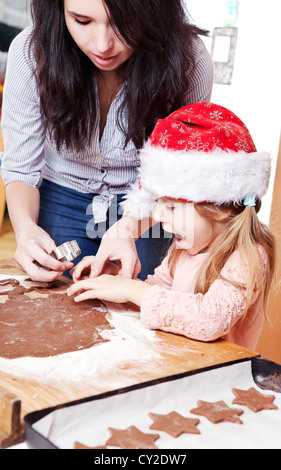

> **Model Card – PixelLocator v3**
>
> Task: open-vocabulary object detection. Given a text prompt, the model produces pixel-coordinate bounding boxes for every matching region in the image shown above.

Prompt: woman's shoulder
[185,35,214,102]
[9,25,33,52]
[8,25,34,61]
[189,35,210,61]
[7,25,35,73]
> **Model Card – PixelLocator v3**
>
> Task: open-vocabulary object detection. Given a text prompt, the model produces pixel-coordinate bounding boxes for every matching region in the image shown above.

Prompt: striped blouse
[1,26,213,223]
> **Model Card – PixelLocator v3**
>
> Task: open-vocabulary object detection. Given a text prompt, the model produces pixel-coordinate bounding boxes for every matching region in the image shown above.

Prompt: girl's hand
[67,275,131,304]
[71,256,120,281]
[15,222,73,282]
[67,274,152,306]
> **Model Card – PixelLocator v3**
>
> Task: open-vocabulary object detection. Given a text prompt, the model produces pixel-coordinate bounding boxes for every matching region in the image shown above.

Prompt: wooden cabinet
[257,133,281,363]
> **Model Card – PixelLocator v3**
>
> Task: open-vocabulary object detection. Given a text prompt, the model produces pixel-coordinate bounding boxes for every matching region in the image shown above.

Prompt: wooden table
[0,259,258,448]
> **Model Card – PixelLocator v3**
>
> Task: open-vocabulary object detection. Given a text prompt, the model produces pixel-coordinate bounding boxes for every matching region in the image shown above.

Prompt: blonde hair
[168,201,276,324]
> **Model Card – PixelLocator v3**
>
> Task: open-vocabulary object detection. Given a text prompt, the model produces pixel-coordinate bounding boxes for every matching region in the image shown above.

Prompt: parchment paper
[31,360,281,449]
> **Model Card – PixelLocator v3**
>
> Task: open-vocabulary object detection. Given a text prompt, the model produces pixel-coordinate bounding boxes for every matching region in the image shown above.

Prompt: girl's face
[64,0,133,74]
[154,198,218,255]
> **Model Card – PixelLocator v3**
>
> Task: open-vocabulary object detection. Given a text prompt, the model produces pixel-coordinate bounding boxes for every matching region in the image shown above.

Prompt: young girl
[68,102,276,350]
[0,0,213,282]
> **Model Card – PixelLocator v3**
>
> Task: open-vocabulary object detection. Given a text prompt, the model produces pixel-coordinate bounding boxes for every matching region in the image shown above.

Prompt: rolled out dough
[0,279,111,359]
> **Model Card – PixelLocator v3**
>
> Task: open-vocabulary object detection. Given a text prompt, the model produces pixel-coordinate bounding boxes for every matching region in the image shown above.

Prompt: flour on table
[0,275,159,386]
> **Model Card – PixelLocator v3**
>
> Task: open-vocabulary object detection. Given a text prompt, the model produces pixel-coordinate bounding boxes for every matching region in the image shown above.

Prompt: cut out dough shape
[232,387,278,412]
[106,426,160,449]
[149,411,200,436]
[190,400,244,424]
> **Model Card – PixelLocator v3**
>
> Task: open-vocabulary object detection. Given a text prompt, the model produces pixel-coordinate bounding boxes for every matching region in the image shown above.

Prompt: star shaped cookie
[106,426,159,449]
[149,411,200,437]
[232,387,278,412]
[73,441,107,449]
[190,400,244,424]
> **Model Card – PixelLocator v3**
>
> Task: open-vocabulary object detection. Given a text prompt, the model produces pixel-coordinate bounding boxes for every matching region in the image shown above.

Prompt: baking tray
[24,357,281,450]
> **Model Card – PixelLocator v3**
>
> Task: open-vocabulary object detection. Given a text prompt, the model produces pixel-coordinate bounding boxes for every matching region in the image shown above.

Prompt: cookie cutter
[50,240,81,262]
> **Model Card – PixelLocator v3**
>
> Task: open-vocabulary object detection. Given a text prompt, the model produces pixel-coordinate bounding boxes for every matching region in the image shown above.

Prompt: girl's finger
[73,290,98,303]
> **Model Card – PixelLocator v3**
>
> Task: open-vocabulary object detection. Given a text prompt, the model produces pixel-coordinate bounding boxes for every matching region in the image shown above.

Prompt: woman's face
[64,0,133,74]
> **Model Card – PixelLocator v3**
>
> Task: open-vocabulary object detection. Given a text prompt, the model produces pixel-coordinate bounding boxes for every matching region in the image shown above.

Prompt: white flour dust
[0,276,159,386]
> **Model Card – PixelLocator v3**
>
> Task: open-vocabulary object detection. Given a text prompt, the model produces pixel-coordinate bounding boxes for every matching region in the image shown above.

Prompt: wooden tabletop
[0,258,258,446]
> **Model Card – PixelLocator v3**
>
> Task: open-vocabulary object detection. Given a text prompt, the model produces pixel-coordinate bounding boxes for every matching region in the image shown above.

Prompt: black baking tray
[24,356,281,450]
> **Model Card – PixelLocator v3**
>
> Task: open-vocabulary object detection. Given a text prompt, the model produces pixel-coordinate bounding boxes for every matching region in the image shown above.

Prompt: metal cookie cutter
[50,240,81,262]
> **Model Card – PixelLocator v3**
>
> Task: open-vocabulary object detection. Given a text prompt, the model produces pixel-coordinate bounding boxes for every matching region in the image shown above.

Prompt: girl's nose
[153,203,164,223]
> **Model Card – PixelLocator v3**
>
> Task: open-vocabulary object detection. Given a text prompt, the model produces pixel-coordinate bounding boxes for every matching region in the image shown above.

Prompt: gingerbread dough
[232,388,278,412]
[0,279,111,359]
[190,400,244,424]
[149,411,200,436]
[106,426,159,449]
[73,442,107,449]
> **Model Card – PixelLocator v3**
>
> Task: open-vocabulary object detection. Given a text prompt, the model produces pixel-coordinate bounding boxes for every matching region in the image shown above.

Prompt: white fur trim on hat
[122,141,271,219]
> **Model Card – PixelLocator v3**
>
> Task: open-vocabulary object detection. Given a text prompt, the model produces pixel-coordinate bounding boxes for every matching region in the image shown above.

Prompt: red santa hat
[122,102,271,219]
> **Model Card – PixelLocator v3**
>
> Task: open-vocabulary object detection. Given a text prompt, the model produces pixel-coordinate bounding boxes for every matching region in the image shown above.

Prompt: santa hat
[122,102,271,219]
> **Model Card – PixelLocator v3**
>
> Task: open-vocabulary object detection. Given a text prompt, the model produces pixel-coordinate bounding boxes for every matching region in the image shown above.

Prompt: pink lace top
[141,248,269,350]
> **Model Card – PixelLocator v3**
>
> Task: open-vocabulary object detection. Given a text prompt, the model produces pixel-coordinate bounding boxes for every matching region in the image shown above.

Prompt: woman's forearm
[6,181,40,238]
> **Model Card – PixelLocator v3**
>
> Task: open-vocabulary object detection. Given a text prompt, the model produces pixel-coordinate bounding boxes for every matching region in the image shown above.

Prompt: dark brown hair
[30,0,208,152]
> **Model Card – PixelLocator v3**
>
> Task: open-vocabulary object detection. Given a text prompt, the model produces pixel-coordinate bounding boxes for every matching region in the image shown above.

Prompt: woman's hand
[6,182,73,281]
[71,256,120,281]
[67,274,151,306]
[15,222,73,282]
[86,216,151,279]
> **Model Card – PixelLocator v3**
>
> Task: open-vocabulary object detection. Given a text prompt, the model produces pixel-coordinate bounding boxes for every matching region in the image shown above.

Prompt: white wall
[185,0,281,224]
[0,0,31,29]
[0,0,31,73]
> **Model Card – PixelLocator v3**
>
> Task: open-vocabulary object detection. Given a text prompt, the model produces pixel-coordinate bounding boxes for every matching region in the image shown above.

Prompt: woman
[1,0,213,281]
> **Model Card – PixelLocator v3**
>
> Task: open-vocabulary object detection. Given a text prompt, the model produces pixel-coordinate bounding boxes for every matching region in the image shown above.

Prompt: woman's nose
[95,24,115,54]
